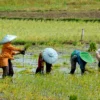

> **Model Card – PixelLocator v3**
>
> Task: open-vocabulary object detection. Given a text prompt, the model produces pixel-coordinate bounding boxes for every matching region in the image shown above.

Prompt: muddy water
[12,45,98,74]
[0,45,98,77]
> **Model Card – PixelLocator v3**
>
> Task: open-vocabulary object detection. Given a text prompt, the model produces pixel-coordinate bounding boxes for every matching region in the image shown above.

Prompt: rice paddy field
[0,0,100,99]
[0,44,100,100]
[0,19,100,45]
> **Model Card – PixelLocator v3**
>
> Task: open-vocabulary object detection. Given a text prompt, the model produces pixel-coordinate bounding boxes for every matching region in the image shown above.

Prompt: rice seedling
[0,71,100,100]
[88,42,97,52]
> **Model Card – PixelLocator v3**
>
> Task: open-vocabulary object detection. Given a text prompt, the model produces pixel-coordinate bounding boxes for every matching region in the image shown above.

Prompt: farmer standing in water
[0,35,25,78]
[36,48,58,74]
[96,49,100,68]
[70,50,94,75]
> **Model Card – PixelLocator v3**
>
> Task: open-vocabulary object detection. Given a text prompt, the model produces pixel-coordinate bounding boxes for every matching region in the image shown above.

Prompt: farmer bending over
[70,50,94,75]
[36,48,58,74]
[0,35,25,78]
[96,49,100,68]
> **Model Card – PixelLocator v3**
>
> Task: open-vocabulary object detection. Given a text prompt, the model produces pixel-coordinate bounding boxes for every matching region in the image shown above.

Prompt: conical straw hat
[80,52,94,63]
[42,48,58,64]
[0,35,17,44]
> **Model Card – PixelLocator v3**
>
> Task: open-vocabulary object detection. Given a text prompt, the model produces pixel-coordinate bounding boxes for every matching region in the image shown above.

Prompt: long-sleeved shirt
[71,50,86,70]
[0,42,21,67]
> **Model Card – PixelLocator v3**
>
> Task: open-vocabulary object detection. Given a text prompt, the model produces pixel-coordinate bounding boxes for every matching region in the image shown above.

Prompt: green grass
[0,43,98,100]
[0,0,100,11]
[0,72,100,100]
[0,19,100,45]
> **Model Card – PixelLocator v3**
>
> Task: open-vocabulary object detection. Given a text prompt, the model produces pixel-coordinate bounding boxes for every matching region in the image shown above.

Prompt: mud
[0,10,100,20]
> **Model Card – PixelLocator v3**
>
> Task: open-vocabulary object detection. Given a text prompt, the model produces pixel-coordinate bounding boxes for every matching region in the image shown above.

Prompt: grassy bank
[0,19,100,45]
[0,0,100,11]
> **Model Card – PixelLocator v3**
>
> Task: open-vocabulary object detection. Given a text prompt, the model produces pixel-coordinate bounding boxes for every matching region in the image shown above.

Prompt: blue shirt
[71,50,86,70]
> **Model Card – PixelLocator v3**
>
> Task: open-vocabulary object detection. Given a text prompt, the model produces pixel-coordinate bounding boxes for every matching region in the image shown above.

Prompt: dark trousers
[36,67,43,73]
[46,63,52,73]
[70,55,85,74]
[70,55,77,74]
[8,59,14,76]
[98,61,100,67]
[1,59,14,78]
[36,62,52,74]
[2,67,8,78]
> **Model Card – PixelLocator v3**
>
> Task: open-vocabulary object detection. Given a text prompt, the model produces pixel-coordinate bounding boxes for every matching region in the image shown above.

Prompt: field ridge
[0,10,100,20]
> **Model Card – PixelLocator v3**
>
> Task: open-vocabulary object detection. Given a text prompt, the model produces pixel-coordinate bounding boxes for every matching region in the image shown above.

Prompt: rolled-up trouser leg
[2,66,8,78]
[46,63,52,73]
[98,61,100,67]
[70,55,77,74]
[8,59,14,76]
[81,68,85,75]
[36,67,42,73]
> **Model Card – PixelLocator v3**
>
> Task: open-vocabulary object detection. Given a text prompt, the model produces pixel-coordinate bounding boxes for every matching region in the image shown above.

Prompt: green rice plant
[88,42,97,52]
[63,62,68,65]
[53,64,61,69]
[69,95,77,100]
[24,43,32,50]
[0,19,100,45]
[0,71,100,99]
[72,41,78,46]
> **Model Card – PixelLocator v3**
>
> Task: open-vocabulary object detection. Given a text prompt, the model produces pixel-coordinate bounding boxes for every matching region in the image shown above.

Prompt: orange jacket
[0,42,21,67]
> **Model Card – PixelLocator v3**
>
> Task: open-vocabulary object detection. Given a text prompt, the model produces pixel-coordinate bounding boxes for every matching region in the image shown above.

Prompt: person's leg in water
[8,59,14,77]
[98,61,100,67]
[46,62,52,73]
[1,66,8,78]
[98,61,100,71]
[36,53,44,74]
[80,60,87,75]
[36,67,43,73]
[81,68,85,75]
[96,52,100,69]
[70,55,77,74]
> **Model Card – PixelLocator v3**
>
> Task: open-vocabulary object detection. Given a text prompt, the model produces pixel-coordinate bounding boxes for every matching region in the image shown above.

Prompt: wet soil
[0,10,100,20]
[11,45,98,74]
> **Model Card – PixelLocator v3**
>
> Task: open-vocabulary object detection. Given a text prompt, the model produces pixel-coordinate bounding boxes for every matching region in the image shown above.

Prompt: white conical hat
[42,48,58,64]
[0,35,17,44]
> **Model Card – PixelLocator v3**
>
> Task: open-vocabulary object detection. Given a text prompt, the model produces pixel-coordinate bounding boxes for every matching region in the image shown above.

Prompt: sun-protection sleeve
[0,53,13,59]
[7,44,21,51]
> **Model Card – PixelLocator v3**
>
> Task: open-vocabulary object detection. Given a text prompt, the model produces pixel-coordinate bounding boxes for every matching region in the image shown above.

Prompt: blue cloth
[71,50,86,70]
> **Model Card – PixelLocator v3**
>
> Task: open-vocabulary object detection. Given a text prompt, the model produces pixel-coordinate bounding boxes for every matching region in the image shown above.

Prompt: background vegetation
[0,0,100,11]
[0,19,100,45]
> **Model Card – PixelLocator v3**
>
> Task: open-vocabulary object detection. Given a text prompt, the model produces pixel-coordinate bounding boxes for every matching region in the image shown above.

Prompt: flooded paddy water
[0,44,100,100]
[0,44,98,78]
[1,44,96,76]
